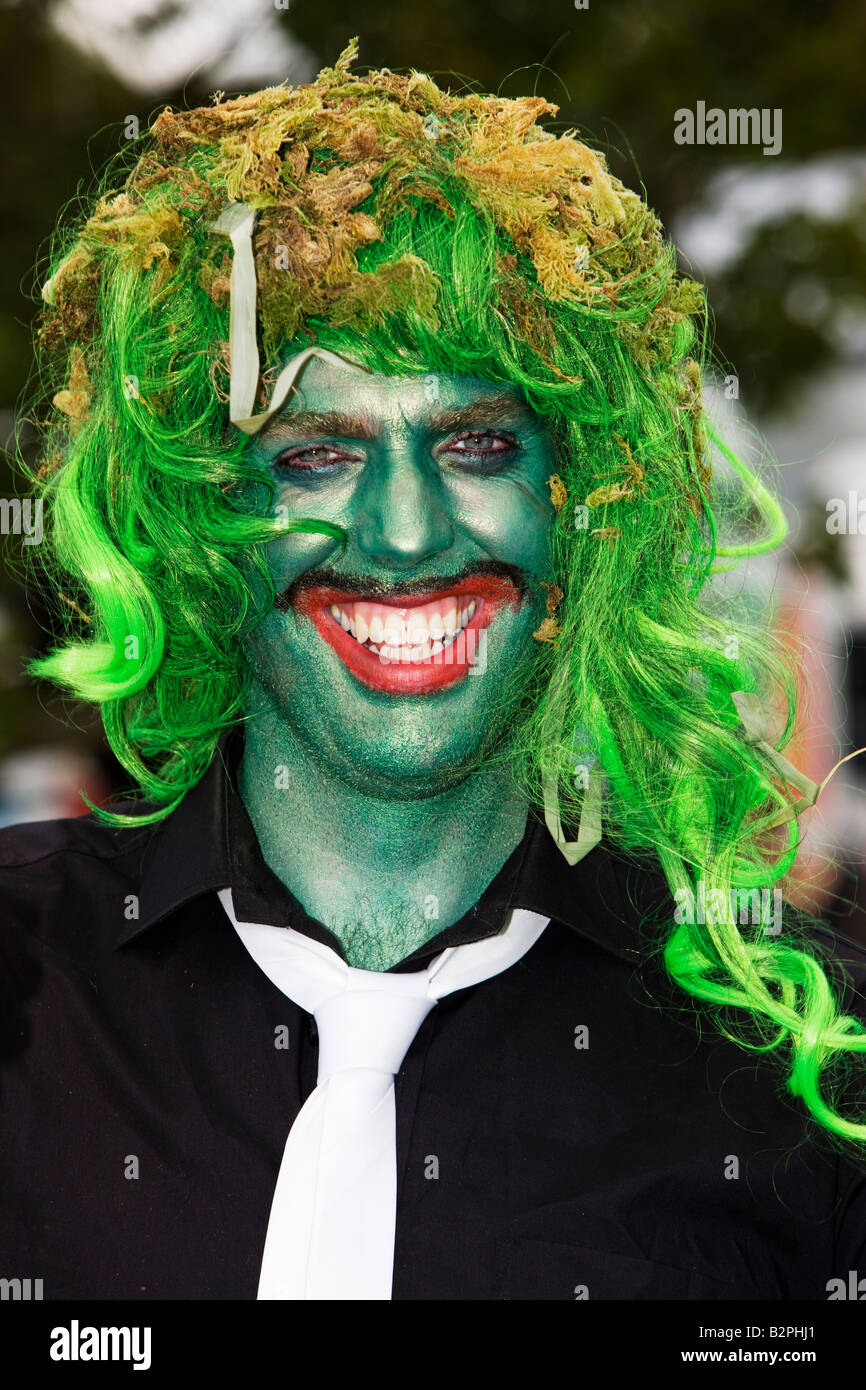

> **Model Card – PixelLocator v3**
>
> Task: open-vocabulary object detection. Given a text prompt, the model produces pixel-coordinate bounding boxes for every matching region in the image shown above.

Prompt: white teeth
[383,616,407,647]
[330,595,478,662]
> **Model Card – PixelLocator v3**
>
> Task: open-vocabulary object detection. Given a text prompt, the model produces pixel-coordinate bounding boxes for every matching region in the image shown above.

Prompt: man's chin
[291,713,498,799]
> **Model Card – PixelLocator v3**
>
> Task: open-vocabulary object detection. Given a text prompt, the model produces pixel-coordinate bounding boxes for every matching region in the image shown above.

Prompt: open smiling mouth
[291,573,522,694]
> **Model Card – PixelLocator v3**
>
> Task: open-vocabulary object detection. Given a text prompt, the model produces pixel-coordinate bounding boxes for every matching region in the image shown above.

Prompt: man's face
[243,357,557,795]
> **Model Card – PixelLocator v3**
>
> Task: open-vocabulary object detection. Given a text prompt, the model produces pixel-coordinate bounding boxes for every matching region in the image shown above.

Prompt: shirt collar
[120,731,665,968]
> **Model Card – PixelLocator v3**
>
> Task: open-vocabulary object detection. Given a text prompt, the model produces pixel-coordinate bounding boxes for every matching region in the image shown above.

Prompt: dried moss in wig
[21,40,866,1160]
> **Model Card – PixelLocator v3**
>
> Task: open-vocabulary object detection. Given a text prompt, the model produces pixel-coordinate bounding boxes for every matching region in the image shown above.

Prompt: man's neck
[238,695,529,971]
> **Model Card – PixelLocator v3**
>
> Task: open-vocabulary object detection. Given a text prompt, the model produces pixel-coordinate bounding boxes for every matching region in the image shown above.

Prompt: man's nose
[353,452,455,571]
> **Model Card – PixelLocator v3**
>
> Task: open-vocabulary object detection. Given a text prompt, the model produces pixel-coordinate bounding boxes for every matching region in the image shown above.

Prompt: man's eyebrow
[427,393,533,434]
[259,410,378,443]
[257,391,533,444]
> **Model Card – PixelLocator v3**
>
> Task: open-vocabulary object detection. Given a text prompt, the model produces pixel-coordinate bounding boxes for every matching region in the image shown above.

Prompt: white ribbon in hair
[210,200,369,434]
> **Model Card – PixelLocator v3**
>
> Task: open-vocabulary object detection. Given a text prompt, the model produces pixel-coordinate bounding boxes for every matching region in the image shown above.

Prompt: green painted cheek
[449,473,554,577]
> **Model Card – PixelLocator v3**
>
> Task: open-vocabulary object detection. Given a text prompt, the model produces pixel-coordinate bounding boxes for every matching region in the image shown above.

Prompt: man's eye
[271,444,359,474]
[440,431,518,468]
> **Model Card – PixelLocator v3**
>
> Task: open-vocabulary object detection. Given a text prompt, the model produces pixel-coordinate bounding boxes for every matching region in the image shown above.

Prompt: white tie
[218,887,548,1300]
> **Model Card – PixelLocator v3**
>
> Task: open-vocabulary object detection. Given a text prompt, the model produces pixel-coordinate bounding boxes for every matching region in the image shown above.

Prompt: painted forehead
[257,368,538,443]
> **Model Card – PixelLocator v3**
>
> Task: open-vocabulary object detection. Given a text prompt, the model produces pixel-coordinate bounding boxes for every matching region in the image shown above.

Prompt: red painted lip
[292,574,522,694]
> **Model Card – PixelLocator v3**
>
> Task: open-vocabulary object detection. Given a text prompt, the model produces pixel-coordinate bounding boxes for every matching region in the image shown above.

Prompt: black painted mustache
[275,560,530,612]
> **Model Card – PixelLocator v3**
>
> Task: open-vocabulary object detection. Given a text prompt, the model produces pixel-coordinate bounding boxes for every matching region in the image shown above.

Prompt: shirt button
[306,1016,319,1046]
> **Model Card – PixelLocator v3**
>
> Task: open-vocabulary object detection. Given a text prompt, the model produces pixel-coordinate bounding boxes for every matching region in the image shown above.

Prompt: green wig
[22,39,866,1156]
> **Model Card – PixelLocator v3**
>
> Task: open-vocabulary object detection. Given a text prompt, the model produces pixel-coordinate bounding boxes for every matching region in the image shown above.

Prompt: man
[1,42,865,1300]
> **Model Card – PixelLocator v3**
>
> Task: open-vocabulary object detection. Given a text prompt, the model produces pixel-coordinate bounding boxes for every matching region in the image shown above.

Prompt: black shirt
[1,737,865,1301]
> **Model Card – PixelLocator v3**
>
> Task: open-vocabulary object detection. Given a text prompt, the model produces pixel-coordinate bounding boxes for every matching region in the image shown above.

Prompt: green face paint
[243,357,557,795]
